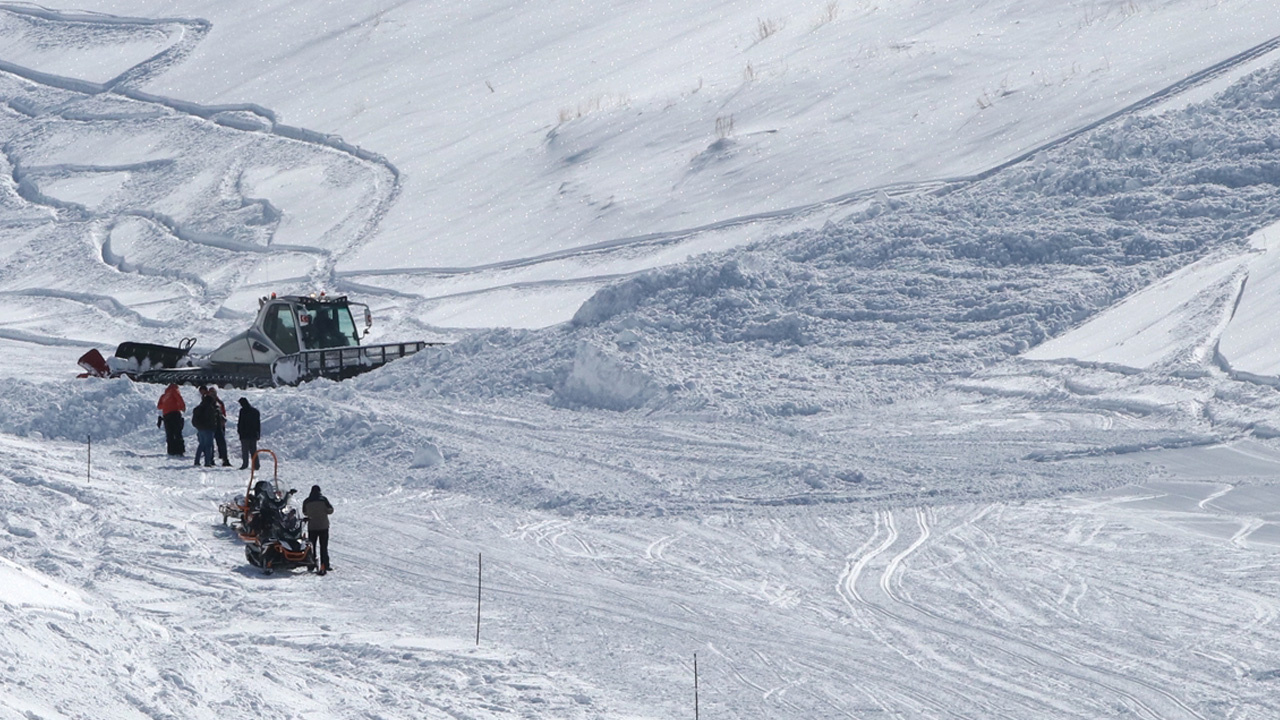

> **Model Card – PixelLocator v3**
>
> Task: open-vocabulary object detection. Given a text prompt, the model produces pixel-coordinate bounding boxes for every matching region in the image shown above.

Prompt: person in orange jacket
[156,384,186,456]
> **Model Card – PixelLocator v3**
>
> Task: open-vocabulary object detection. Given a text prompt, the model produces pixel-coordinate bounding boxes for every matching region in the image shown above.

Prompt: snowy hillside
[6,1,1280,718]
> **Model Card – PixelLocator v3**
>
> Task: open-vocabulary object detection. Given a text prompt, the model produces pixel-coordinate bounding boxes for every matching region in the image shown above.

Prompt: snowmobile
[78,293,442,387]
[219,449,317,574]
[244,498,315,575]
[220,448,283,541]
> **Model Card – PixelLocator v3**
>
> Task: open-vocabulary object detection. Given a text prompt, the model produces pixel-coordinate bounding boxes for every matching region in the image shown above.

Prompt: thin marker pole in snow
[476,552,483,645]
[694,653,699,720]
[86,434,91,484]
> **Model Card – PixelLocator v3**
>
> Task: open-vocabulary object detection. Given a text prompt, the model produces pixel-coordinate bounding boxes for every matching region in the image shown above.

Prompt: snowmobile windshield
[300,302,360,350]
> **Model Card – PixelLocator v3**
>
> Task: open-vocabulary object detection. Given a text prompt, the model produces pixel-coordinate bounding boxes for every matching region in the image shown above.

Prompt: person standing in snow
[303,485,334,574]
[206,387,232,466]
[156,383,186,456]
[237,397,261,470]
[191,392,219,467]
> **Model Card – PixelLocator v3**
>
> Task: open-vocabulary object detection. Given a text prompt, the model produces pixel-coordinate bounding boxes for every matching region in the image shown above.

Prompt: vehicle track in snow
[915,495,1280,716]
[0,3,399,344]
[10,421,1280,718]
[838,507,1210,720]
[337,505,985,719]
[316,473,1003,717]
[5,6,1280,718]
[1053,490,1280,647]
[339,476,1265,718]
[0,431,617,719]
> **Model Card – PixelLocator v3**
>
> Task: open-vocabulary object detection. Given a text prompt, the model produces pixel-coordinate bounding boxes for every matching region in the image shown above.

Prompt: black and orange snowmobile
[219,449,316,574]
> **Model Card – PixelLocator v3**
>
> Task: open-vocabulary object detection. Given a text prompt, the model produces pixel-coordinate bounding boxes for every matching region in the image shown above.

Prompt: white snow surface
[6,1,1280,718]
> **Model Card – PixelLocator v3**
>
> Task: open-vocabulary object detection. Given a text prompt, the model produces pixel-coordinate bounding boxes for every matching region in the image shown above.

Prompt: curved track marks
[0,3,398,341]
[840,507,1207,720]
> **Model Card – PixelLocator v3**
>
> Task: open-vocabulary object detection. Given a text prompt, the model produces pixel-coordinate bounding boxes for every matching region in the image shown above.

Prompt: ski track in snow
[838,507,1212,719]
[8,413,1280,717]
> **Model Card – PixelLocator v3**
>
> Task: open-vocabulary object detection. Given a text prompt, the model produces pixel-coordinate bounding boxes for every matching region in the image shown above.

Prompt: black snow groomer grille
[271,341,442,385]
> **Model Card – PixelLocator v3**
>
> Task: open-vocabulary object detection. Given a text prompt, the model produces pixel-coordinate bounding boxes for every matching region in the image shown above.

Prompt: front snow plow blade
[271,341,443,385]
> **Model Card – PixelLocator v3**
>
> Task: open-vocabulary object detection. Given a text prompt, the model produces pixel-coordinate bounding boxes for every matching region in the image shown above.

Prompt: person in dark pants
[191,393,219,467]
[303,485,334,574]
[157,384,186,456]
[237,397,261,470]
[207,387,232,466]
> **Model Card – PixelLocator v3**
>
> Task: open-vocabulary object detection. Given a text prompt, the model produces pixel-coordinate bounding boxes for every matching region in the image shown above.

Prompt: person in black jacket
[207,387,232,467]
[237,397,262,470]
[191,394,219,467]
[302,485,334,574]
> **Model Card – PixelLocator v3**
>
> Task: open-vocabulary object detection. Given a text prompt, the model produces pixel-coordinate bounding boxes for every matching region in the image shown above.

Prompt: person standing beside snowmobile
[191,392,219,467]
[237,397,262,470]
[156,384,186,456]
[303,485,334,574]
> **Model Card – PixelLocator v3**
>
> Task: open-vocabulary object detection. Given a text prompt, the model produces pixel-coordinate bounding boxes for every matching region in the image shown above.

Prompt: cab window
[334,306,359,346]
[263,304,299,354]
[301,305,359,349]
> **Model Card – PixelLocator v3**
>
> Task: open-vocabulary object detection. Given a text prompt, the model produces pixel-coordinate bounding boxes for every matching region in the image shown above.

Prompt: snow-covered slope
[8,0,1280,333]
[6,1,1280,718]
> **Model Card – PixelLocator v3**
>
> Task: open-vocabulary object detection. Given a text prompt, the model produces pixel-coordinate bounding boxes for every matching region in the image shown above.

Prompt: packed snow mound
[213,383,445,472]
[1216,234,1280,380]
[1024,245,1248,370]
[552,342,662,411]
[573,255,812,346]
[0,376,153,441]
